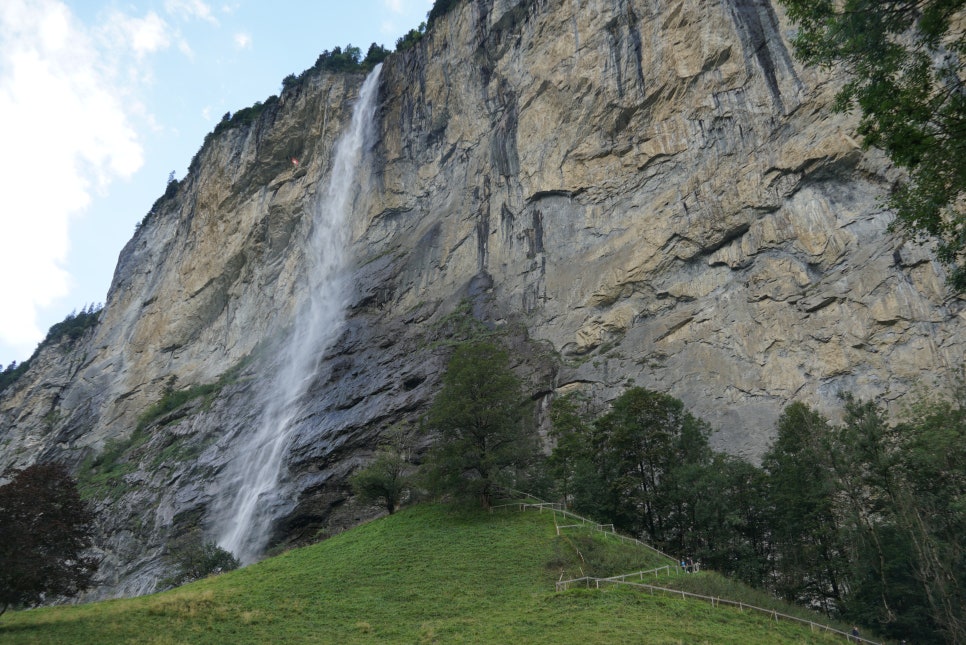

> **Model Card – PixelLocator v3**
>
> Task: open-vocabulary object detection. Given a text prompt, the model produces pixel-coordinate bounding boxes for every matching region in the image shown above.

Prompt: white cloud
[101,10,171,60]
[384,0,404,13]
[165,0,218,25]
[177,36,194,58]
[0,0,143,354]
[234,31,251,49]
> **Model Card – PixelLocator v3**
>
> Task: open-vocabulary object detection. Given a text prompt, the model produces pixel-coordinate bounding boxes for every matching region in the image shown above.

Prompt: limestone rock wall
[1,0,964,597]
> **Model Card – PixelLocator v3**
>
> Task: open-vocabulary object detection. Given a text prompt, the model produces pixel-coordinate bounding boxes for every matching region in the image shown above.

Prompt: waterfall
[215,65,382,564]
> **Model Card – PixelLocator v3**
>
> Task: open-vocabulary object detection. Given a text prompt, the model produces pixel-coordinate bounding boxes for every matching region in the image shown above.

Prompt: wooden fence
[490,498,675,561]
[495,489,881,644]
[555,576,881,644]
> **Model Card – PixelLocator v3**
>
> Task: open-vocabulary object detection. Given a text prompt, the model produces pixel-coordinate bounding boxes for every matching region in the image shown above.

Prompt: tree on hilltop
[423,340,537,508]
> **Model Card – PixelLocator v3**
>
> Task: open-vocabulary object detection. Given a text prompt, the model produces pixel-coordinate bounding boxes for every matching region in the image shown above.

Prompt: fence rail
[555,577,880,644]
[496,489,880,644]
[491,497,673,560]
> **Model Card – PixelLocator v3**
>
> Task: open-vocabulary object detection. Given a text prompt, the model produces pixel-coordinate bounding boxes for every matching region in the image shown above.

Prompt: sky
[0,0,433,368]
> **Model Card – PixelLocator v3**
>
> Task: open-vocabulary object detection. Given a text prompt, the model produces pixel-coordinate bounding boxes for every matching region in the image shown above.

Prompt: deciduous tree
[779,0,966,287]
[0,462,98,617]
[762,402,845,611]
[423,340,537,508]
[351,437,413,515]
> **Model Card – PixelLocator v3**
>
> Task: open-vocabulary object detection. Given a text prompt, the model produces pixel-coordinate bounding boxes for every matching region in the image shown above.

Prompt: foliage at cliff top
[778,0,966,288]
[0,304,102,394]
[153,0,463,225]
[0,504,849,644]
[427,0,463,25]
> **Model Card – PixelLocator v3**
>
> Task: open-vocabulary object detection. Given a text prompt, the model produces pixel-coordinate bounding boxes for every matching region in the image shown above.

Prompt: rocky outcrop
[2,0,964,598]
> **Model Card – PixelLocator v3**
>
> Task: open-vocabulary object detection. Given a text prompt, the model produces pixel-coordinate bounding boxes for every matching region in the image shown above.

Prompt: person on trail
[687,557,694,573]
[680,559,687,572]
[851,626,860,642]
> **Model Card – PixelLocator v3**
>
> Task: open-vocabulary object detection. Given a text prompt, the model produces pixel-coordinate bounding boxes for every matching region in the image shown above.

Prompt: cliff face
[2,0,964,597]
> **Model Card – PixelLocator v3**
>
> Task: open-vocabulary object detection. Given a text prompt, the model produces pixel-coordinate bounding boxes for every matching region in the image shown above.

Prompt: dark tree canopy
[424,340,537,508]
[546,388,964,642]
[547,387,713,551]
[762,402,846,609]
[350,439,413,515]
[0,462,98,616]
[162,534,239,589]
[779,0,966,287]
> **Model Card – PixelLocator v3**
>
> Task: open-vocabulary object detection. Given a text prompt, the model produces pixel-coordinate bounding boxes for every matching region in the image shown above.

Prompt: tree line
[354,337,965,644]
[0,304,102,395]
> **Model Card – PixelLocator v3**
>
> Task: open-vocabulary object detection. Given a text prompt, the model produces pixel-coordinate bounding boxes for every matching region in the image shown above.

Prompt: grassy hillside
[1,504,858,644]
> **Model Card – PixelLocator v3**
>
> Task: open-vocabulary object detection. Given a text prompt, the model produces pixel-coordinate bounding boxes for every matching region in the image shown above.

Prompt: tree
[362,43,390,69]
[895,397,966,643]
[778,0,966,287]
[547,387,713,550]
[350,434,413,515]
[163,534,239,589]
[395,24,426,52]
[428,0,463,25]
[839,393,966,643]
[423,340,537,508]
[762,402,846,610]
[594,387,711,545]
[546,393,599,506]
[687,454,771,588]
[0,462,98,616]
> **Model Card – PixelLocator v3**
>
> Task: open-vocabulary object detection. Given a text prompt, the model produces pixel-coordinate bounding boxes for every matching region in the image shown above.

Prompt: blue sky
[0,0,433,367]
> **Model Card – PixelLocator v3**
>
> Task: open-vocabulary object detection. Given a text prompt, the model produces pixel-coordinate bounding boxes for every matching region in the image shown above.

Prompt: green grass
[0,504,855,644]
[75,430,150,500]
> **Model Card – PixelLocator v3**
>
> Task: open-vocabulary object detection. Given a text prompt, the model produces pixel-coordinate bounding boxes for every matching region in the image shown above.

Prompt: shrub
[163,537,239,588]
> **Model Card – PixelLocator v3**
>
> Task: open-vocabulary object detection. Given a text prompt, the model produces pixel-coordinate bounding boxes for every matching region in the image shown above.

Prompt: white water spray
[216,65,382,564]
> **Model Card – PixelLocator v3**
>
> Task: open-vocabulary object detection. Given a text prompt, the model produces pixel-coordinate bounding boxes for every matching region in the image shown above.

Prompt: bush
[164,537,239,588]
[140,380,221,429]
[350,443,413,515]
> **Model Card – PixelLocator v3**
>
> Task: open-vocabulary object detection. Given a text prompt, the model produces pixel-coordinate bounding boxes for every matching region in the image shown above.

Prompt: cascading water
[215,65,382,564]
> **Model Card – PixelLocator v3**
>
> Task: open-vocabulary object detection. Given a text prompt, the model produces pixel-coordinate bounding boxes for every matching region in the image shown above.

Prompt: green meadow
[0,504,862,644]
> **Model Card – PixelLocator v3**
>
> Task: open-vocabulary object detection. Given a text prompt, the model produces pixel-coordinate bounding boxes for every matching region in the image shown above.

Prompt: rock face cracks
[2,0,965,598]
